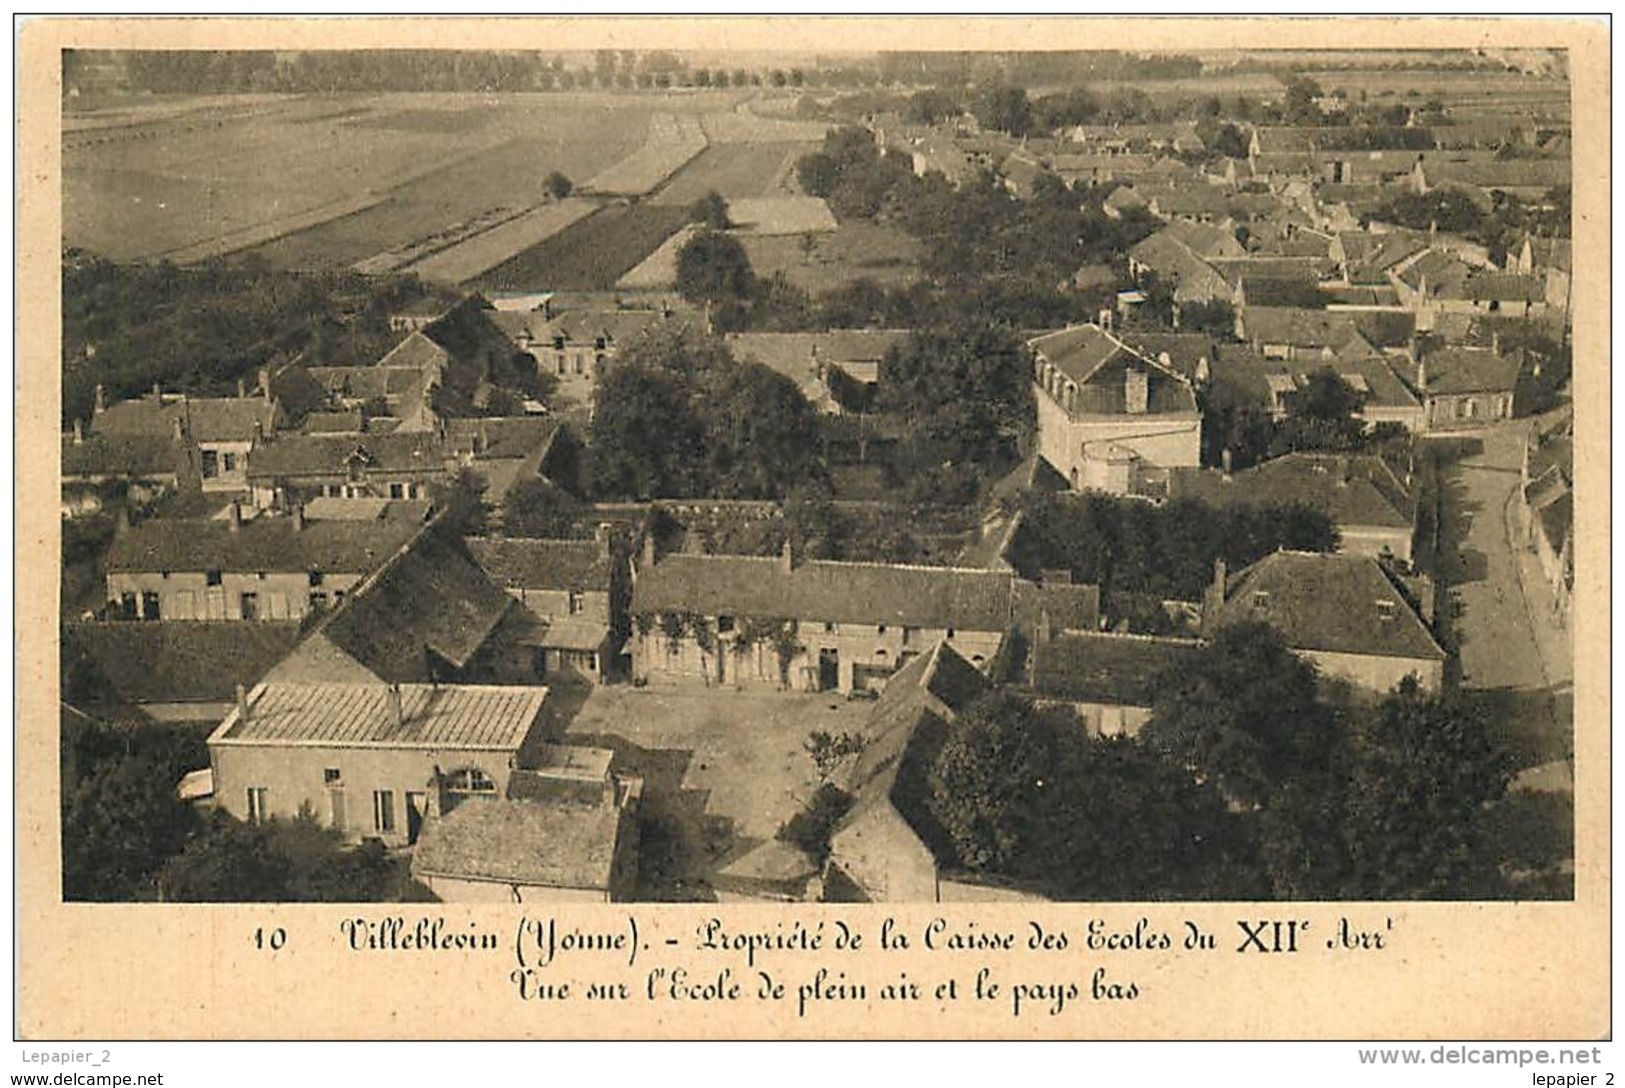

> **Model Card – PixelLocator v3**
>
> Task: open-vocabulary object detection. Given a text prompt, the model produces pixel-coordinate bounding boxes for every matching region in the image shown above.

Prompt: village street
[1440,420,1572,778]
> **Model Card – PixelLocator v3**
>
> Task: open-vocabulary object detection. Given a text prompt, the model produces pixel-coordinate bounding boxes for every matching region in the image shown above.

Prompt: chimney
[237,377,247,399]
[1221,447,1233,478]
[1097,307,1113,331]
[259,367,272,402]
[1337,456,1351,487]
[1212,556,1227,597]
[228,502,243,532]
[1416,358,1428,392]
[640,532,656,571]
[1037,607,1052,645]
[151,382,163,400]
[543,296,554,320]
[1491,330,1501,355]
[292,504,305,532]
[595,521,613,562]
[93,384,106,415]
[171,416,185,442]
[385,684,404,729]
[72,419,83,445]
[235,684,249,724]
[780,538,796,573]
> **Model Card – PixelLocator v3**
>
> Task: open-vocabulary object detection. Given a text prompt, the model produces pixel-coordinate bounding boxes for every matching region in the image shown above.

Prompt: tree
[1143,621,1337,808]
[973,84,1033,137]
[589,364,707,499]
[928,692,1057,873]
[674,229,754,307]
[688,190,731,230]
[63,752,198,900]
[503,477,585,538]
[1339,678,1510,898]
[543,171,574,201]
[157,811,414,902]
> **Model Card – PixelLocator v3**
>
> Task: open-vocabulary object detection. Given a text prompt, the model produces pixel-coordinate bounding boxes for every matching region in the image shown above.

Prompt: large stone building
[1029,323,1202,495]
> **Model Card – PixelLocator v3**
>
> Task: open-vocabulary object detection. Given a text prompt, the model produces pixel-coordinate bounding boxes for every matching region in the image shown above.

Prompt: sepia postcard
[14,15,1610,1042]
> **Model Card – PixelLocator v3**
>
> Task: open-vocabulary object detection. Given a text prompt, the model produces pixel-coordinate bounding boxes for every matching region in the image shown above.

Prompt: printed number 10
[254,927,287,951]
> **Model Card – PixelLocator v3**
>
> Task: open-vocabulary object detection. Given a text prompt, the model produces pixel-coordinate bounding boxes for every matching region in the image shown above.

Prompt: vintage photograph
[53,36,1579,917]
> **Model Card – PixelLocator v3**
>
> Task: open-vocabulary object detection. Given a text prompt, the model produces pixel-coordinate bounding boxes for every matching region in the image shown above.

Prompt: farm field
[403,198,600,284]
[66,93,660,265]
[583,113,707,195]
[727,197,837,235]
[650,140,814,204]
[616,224,699,291]
[470,202,692,292]
[740,220,924,294]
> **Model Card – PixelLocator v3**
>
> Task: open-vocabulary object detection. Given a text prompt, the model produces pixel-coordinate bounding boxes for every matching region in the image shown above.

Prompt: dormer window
[1376,599,1398,621]
[1251,591,1271,611]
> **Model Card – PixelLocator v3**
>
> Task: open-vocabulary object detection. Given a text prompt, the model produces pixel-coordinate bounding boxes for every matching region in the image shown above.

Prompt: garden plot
[616,224,699,291]
[471,203,692,292]
[651,141,813,205]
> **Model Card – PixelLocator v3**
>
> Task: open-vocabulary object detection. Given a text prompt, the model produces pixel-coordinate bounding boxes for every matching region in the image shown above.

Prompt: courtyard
[552,683,876,900]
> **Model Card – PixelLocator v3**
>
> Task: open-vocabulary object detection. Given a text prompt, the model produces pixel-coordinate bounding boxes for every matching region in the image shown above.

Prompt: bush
[776,784,854,867]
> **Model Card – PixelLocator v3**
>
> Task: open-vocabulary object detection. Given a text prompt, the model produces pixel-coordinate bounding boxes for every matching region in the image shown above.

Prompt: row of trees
[1008,491,1338,603]
[928,623,1511,900]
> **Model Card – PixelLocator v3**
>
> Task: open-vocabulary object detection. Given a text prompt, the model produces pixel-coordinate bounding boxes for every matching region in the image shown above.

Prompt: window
[445,768,496,793]
[372,790,396,834]
[716,615,735,633]
[876,624,887,636]
[118,592,137,619]
[1375,600,1398,622]
[222,452,238,473]
[1251,591,1271,611]
[140,590,161,621]
[568,591,585,615]
[239,592,259,621]
[201,450,219,478]
[323,768,342,785]
[902,626,919,646]
[823,622,838,634]
[309,591,329,611]
[308,570,325,587]
[246,787,268,824]
[389,482,405,499]
[206,569,222,587]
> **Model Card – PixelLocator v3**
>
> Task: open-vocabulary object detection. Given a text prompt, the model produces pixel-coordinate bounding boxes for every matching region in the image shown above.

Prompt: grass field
[741,220,924,294]
[651,140,814,204]
[471,202,692,292]
[583,113,707,196]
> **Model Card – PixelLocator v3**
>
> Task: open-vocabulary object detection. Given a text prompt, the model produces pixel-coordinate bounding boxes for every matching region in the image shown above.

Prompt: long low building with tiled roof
[629,541,1016,694]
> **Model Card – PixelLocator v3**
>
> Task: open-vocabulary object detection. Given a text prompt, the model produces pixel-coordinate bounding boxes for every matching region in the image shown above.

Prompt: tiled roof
[1113,332,1215,381]
[93,395,276,443]
[1169,452,1415,529]
[1215,550,1444,661]
[375,330,451,372]
[61,433,187,479]
[303,411,365,434]
[1422,347,1522,396]
[1030,631,1204,706]
[1425,157,1570,191]
[1464,272,1545,303]
[63,620,302,704]
[313,526,515,678]
[1160,219,1247,260]
[633,553,1017,632]
[466,537,611,591]
[445,417,560,461]
[411,795,618,892]
[1240,306,1369,351]
[211,681,546,750]
[246,433,447,479]
[105,514,421,574]
[1127,232,1233,301]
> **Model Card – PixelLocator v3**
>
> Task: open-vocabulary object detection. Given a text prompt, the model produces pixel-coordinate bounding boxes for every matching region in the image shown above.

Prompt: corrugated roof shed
[212,681,546,749]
